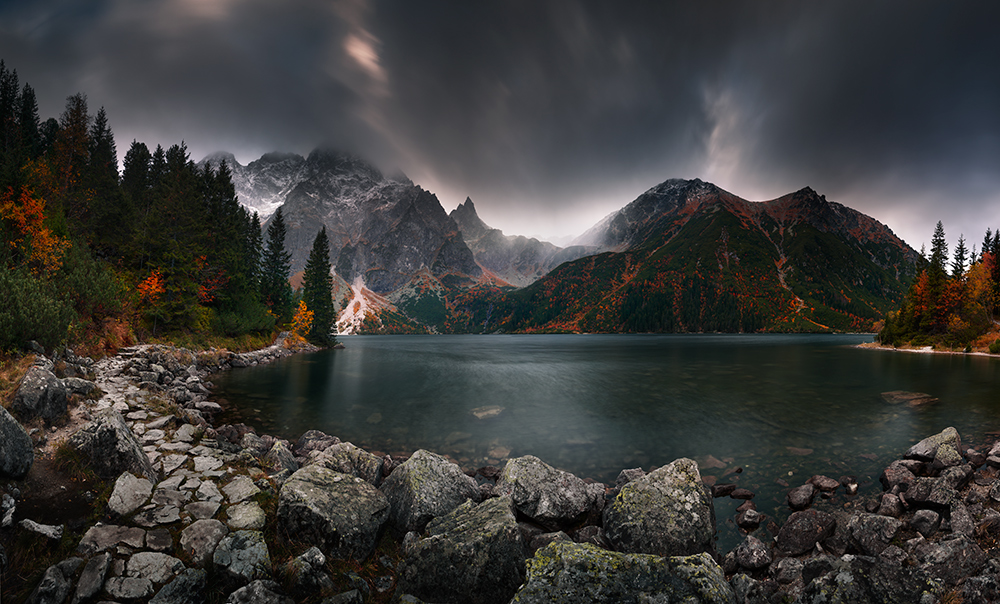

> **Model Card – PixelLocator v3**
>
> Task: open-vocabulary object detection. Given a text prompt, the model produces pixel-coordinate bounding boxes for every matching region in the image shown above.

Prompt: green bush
[989,340,1000,355]
[213,297,275,336]
[56,244,123,319]
[0,268,75,351]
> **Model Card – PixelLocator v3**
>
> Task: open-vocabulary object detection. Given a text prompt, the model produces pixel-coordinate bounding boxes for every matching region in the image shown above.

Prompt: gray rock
[25,559,80,604]
[12,366,68,422]
[213,529,271,585]
[147,528,174,552]
[940,464,973,490]
[776,510,836,556]
[911,510,941,538]
[905,427,961,462]
[127,551,185,584]
[733,535,772,570]
[226,579,294,604]
[285,546,335,599]
[798,554,942,603]
[911,533,987,586]
[847,513,903,556]
[397,497,525,604]
[773,556,803,584]
[510,541,735,604]
[932,443,963,469]
[105,576,155,600]
[787,483,816,510]
[223,475,261,503]
[379,449,482,533]
[880,460,919,490]
[0,404,33,479]
[903,477,957,510]
[108,472,154,516]
[20,518,64,540]
[304,441,384,486]
[809,475,841,491]
[615,468,646,489]
[263,440,299,474]
[603,457,716,557]
[529,531,571,554]
[278,465,389,560]
[495,455,602,530]
[180,519,229,567]
[68,408,157,481]
[876,493,904,518]
[196,480,224,502]
[77,524,146,555]
[184,500,221,520]
[175,423,200,443]
[62,377,97,396]
[295,429,340,456]
[322,590,364,604]
[70,552,110,604]
[227,501,266,530]
[149,568,207,604]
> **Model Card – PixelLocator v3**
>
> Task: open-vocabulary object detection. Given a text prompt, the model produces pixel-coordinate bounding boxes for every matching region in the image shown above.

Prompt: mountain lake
[212,333,1000,550]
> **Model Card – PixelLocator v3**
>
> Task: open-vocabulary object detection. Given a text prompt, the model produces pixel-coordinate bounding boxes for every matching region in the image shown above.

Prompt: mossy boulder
[379,449,481,533]
[494,455,603,530]
[602,457,715,557]
[278,466,389,561]
[396,497,525,604]
[905,427,961,462]
[511,541,735,603]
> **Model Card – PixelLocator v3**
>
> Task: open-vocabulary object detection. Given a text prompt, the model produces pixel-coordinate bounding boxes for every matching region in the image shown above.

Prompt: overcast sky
[2,1,999,251]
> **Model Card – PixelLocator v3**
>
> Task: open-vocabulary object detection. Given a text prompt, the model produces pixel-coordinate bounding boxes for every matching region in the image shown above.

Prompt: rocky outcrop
[278,465,389,561]
[602,457,715,557]
[12,365,68,422]
[511,541,735,604]
[494,455,603,530]
[68,408,157,481]
[397,497,525,604]
[379,449,482,533]
[0,404,33,479]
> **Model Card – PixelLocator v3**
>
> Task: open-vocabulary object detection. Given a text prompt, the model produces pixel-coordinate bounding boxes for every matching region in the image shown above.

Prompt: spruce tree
[951,234,967,279]
[261,207,293,322]
[302,226,336,345]
[982,228,993,259]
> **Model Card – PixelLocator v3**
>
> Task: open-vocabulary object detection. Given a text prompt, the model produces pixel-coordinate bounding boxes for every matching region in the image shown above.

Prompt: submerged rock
[397,497,525,604]
[510,541,735,604]
[602,457,715,557]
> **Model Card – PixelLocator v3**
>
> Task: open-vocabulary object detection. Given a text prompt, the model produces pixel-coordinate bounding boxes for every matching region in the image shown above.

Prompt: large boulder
[379,449,482,533]
[905,427,961,462]
[12,365,67,422]
[602,458,715,557]
[397,497,525,604]
[303,441,384,486]
[68,408,156,481]
[0,404,33,479]
[494,455,603,530]
[278,465,389,561]
[511,541,735,604]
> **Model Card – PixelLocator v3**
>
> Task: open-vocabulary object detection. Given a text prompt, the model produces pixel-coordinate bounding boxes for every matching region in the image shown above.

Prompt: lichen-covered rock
[775,510,836,556]
[847,513,903,556]
[0,404,33,479]
[511,541,735,604]
[905,427,961,462]
[304,441,384,486]
[263,440,299,474]
[68,408,156,481]
[911,533,987,586]
[603,457,715,557]
[797,554,942,603]
[494,455,603,530]
[397,497,525,604]
[904,477,958,510]
[213,530,271,585]
[180,519,229,568]
[733,535,772,571]
[12,365,67,422]
[278,465,389,560]
[379,449,482,533]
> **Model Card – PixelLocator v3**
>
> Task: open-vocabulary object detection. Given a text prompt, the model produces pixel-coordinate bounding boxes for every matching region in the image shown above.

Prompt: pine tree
[261,207,293,322]
[951,234,967,279]
[86,107,130,256]
[982,228,993,259]
[302,226,336,345]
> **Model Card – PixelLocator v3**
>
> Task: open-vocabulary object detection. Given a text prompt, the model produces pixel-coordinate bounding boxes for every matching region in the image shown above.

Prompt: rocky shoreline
[2,338,1000,603]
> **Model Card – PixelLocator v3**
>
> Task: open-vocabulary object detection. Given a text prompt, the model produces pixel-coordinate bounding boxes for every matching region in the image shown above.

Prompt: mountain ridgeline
[217,151,919,334]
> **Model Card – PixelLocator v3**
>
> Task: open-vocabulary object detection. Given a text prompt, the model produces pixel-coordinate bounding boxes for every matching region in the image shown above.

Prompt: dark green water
[212,334,1000,549]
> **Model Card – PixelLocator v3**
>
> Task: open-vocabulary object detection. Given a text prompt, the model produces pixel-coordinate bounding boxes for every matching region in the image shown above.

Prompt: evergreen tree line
[0,61,336,351]
[878,221,1000,349]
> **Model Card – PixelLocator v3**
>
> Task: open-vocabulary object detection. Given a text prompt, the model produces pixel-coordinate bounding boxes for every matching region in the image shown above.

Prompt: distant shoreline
[856,341,998,357]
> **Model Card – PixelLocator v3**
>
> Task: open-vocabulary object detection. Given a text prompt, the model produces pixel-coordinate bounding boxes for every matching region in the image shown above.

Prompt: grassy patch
[0,353,33,410]
[1,527,82,603]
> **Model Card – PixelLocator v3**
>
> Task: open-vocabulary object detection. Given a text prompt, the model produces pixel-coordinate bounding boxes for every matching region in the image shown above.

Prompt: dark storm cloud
[1,1,999,247]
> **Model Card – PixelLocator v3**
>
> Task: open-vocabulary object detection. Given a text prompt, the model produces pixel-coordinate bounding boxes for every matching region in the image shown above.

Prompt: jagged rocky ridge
[3,346,1000,602]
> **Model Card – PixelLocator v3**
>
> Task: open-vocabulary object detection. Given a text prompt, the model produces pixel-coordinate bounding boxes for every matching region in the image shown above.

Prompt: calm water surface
[213,334,1000,549]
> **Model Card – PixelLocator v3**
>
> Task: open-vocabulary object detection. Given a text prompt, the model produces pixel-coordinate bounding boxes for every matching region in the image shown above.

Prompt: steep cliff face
[453,180,921,333]
[450,198,594,287]
[206,149,481,294]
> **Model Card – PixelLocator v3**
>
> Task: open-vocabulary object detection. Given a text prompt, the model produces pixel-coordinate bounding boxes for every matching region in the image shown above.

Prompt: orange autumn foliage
[287,300,314,346]
[0,184,69,276]
[137,270,166,305]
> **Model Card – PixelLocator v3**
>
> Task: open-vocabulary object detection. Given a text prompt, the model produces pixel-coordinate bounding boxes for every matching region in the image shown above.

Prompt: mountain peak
[200,151,240,168]
[450,197,491,241]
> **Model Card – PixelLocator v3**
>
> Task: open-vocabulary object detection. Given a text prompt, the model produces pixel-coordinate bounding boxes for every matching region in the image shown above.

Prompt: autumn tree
[302,226,336,345]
